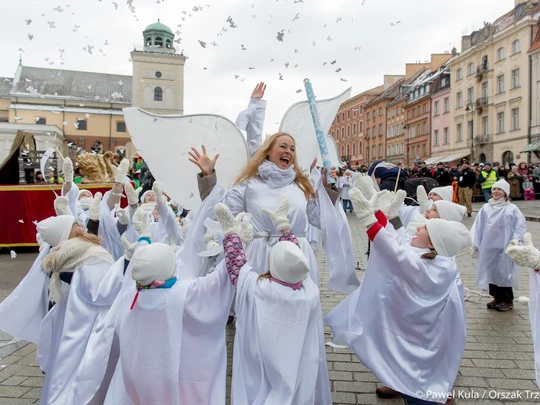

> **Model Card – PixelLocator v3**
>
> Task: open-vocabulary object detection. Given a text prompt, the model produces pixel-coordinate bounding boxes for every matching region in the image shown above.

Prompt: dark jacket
[379,168,406,192]
[458,168,477,189]
[434,169,451,186]
[417,167,432,178]
[449,169,460,181]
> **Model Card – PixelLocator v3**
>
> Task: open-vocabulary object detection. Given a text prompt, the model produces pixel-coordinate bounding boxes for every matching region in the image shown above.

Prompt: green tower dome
[143,19,174,50]
[144,20,173,36]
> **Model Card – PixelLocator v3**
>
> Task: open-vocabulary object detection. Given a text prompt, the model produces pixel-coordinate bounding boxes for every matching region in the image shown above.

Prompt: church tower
[131,20,187,115]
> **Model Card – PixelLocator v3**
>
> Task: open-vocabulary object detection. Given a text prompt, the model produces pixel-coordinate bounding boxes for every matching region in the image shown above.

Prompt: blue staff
[303,78,335,185]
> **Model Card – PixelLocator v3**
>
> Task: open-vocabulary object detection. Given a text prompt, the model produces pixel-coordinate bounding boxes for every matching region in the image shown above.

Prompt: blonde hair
[77,232,103,246]
[257,270,272,282]
[234,132,315,200]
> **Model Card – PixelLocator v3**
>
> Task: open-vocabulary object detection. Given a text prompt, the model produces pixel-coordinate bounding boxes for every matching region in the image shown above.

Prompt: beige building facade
[0,20,185,165]
[447,0,540,167]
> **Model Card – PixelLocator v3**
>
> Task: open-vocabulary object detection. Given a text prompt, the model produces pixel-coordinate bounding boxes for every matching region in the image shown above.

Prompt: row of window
[34,117,126,132]
[386,105,405,119]
[335,106,361,124]
[331,121,365,139]
[408,83,431,103]
[366,106,384,121]
[406,103,428,119]
[365,124,384,138]
[364,144,385,160]
[386,143,404,157]
[340,142,363,158]
[455,40,521,80]
[433,97,450,115]
[455,69,520,108]
[454,108,519,141]
[387,124,404,138]
[433,128,449,146]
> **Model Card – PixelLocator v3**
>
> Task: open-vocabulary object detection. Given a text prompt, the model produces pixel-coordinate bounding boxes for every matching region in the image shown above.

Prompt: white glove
[115,204,129,225]
[214,203,238,236]
[114,158,130,183]
[356,175,378,200]
[236,212,253,247]
[152,181,166,208]
[348,188,378,228]
[124,182,141,206]
[382,190,406,220]
[132,206,151,238]
[121,236,137,261]
[262,195,291,232]
[417,185,429,214]
[62,158,74,183]
[88,192,102,221]
[54,196,70,216]
[470,245,478,259]
[506,233,540,269]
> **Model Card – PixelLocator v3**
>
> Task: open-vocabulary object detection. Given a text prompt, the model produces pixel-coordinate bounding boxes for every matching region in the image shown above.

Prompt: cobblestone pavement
[1,201,540,404]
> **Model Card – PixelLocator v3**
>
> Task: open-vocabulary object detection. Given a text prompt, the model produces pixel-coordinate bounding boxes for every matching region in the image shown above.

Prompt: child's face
[491,187,506,200]
[424,205,440,219]
[428,192,442,201]
[410,225,434,250]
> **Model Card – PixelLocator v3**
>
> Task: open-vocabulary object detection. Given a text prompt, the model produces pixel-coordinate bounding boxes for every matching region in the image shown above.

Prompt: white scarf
[488,198,510,206]
[258,160,296,188]
[42,237,114,303]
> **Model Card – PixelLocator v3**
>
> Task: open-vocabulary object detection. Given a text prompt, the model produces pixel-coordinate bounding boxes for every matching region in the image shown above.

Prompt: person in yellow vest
[477,162,499,203]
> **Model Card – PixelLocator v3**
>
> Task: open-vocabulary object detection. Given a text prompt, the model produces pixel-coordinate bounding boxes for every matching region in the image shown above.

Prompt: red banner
[0,184,126,247]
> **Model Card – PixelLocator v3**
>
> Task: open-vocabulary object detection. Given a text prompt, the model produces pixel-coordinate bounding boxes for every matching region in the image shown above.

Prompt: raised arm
[236,82,267,157]
[189,145,220,201]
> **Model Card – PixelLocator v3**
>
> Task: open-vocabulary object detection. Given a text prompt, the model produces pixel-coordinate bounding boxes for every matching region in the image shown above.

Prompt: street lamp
[403,123,409,166]
[465,100,475,163]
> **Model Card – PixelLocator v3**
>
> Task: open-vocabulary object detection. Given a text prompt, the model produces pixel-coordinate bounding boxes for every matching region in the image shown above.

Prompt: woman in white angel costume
[187,85,359,294]
[213,196,332,404]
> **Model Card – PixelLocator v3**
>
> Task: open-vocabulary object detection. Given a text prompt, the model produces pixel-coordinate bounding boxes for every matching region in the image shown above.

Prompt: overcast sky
[0,0,518,134]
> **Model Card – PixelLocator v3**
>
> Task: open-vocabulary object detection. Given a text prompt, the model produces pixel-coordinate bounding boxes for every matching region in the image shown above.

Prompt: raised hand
[348,188,378,228]
[132,206,151,238]
[54,196,70,216]
[115,204,129,225]
[382,190,406,220]
[152,181,166,207]
[356,175,377,200]
[506,232,540,269]
[188,145,219,176]
[310,158,318,172]
[262,195,291,232]
[251,82,267,99]
[417,185,429,214]
[236,212,253,247]
[124,182,141,206]
[62,158,74,183]
[114,158,130,183]
[214,203,238,236]
[121,236,137,260]
[88,192,103,221]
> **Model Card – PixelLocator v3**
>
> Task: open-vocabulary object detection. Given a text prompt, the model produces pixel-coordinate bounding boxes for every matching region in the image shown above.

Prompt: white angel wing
[320,134,344,168]
[279,87,351,171]
[123,107,248,211]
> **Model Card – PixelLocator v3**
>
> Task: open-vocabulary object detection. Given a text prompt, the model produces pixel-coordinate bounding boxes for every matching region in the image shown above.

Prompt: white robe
[224,174,359,294]
[471,202,526,289]
[38,259,121,405]
[529,270,540,387]
[232,265,332,405]
[0,246,50,344]
[325,226,466,402]
[104,260,234,405]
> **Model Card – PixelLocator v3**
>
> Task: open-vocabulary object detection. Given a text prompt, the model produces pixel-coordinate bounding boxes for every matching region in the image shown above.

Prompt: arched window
[154,87,163,101]
[155,36,163,47]
[166,39,172,49]
[502,150,514,168]
[146,37,152,47]
[479,153,486,164]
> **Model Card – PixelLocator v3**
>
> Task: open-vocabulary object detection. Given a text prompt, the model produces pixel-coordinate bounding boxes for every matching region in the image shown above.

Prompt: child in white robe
[470,179,526,311]
[325,188,471,405]
[37,215,120,405]
[103,214,235,405]
[214,196,332,405]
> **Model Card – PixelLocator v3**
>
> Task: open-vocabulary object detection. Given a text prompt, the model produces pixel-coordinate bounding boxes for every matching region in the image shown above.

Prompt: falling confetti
[10,250,17,259]
[18,219,24,223]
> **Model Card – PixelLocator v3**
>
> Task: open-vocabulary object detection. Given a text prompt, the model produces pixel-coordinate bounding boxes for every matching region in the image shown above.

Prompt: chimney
[461,35,472,51]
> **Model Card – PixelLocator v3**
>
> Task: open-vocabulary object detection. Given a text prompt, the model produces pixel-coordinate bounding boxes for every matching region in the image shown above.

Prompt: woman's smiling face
[267,135,295,170]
